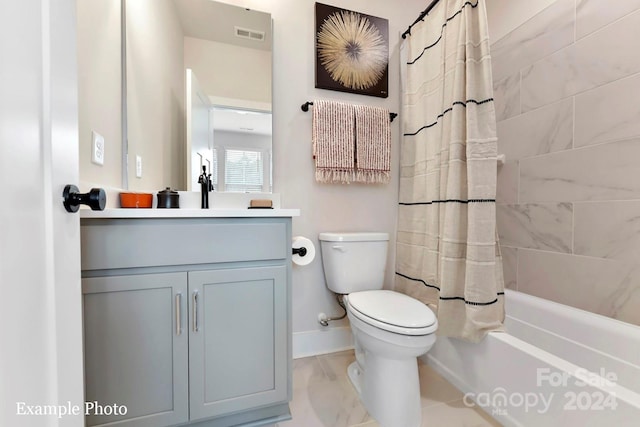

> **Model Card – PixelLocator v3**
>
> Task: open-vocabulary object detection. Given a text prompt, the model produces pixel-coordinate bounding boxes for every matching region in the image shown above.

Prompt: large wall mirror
[125,0,273,192]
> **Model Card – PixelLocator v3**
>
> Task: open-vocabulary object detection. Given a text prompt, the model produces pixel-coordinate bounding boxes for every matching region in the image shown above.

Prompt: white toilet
[318,232,438,427]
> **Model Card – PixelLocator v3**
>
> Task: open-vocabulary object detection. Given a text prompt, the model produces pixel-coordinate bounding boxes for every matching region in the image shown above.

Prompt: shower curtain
[395,0,504,342]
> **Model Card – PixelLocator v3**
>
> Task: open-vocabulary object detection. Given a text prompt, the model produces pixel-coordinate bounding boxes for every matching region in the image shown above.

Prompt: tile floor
[276,350,502,427]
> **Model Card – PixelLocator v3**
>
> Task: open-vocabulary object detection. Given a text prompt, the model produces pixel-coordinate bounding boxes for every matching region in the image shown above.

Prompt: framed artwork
[315,3,389,98]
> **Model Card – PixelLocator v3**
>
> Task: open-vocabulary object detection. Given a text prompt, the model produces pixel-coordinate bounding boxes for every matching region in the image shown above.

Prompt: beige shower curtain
[395,0,504,342]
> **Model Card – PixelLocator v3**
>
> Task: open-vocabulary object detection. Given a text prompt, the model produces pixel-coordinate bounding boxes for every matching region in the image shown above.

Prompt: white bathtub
[424,289,640,426]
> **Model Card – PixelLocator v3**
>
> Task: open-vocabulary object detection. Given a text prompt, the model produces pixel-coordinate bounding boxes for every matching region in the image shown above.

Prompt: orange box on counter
[119,192,153,208]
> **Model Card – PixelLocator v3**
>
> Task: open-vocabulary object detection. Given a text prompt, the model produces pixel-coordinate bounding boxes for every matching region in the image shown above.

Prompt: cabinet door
[83,273,189,427]
[188,265,288,421]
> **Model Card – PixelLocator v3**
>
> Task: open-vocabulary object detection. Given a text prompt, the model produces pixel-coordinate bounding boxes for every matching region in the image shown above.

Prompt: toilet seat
[347,290,437,336]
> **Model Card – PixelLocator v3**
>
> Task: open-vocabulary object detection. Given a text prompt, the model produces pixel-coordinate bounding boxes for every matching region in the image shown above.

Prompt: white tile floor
[276,350,502,427]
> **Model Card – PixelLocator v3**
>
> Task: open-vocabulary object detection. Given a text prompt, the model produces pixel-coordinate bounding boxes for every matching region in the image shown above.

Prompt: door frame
[0,0,84,425]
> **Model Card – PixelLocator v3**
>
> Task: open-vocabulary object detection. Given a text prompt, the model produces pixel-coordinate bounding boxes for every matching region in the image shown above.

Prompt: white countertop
[80,208,300,219]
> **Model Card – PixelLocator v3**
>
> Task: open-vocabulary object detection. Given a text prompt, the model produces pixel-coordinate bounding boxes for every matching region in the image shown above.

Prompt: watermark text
[16,401,127,418]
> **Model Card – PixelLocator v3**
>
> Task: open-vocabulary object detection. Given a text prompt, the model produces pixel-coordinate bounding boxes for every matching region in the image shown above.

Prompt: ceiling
[173,0,272,51]
[212,107,272,135]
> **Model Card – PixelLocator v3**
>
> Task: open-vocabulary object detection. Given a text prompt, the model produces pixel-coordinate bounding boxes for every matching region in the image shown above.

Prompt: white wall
[214,130,271,151]
[78,0,186,192]
[127,0,185,191]
[77,0,122,189]
[215,0,427,347]
[184,37,272,104]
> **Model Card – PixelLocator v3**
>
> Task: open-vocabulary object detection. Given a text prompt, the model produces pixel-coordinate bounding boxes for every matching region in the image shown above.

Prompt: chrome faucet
[198,165,213,209]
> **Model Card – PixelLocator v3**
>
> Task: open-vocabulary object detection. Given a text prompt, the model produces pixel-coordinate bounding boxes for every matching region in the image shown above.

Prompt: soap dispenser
[198,165,213,209]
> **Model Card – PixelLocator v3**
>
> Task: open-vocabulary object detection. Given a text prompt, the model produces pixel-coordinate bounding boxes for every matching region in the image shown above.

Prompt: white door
[185,69,214,191]
[0,0,84,426]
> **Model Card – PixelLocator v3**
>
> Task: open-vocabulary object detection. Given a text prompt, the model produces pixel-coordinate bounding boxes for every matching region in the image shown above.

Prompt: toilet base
[349,357,421,427]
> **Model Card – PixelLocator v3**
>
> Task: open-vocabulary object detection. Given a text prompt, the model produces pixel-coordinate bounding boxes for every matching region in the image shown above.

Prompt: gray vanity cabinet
[188,266,288,421]
[82,272,189,427]
[80,216,293,427]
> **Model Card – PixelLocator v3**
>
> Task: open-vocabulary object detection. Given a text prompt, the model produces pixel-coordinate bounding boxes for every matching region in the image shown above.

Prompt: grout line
[498,201,573,207]
[572,199,640,204]
[313,354,332,381]
[571,95,576,149]
[496,96,566,125]
[516,159,520,204]
[420,396,468,411]
[518,69,523,115]
[525,67,640,115]
[349,421,378,427]
[514,246,519,291]
[571,201,575,255]
[575,3,640,41]
[574,0,578,42]
[499,244,519,249]
[497,69,640,126]
[490,0,567,46]
[516,133,640,164]
[513,246,616,261]
[508,198,640,205]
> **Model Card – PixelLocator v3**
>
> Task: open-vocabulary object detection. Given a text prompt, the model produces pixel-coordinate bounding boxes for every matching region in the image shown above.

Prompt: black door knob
[63,185,106,213]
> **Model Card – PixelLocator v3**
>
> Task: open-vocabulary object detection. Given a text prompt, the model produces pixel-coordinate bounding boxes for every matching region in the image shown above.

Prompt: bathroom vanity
[80,209,299,427]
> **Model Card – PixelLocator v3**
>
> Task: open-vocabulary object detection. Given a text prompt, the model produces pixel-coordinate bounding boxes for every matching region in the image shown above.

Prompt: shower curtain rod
[402,0,441,39]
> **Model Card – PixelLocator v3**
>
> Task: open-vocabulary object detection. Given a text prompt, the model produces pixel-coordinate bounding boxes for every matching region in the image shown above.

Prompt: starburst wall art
[315,3,389,98]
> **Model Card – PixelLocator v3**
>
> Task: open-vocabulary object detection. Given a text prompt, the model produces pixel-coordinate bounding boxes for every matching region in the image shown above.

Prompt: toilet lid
[347,290,437,336]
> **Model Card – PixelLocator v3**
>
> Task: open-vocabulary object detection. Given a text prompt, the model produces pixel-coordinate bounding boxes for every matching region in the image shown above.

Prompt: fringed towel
[313,100,391,184]
[312,100,356,183]
[354,105,391,184]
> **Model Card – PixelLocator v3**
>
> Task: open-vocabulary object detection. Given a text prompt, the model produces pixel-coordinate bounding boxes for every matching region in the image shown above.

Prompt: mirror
[209,106,272,193]
[125,0,272,192]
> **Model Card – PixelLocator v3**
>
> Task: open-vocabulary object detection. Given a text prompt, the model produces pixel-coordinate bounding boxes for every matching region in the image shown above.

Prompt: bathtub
[424,289,640,426]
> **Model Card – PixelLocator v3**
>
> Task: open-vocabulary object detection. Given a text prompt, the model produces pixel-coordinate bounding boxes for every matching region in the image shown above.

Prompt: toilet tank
[319,232,389,294]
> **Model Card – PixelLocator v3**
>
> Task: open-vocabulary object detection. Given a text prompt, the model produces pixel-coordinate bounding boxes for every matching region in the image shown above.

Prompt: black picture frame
[315,3,389,98]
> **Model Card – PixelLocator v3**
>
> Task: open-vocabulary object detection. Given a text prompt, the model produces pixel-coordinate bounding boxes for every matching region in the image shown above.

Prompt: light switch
[91,131,105,166]
[136,155,142,178]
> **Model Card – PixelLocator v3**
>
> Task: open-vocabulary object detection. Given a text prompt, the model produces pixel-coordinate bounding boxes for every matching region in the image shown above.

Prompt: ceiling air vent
[234,26,265,42]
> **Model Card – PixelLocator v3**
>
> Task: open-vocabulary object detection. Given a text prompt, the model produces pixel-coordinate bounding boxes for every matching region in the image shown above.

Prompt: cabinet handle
[175,293,182,336]
[192,291,199,332]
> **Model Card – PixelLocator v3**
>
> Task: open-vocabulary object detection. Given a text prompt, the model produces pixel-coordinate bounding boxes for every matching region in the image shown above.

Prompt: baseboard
[292,327,354,359]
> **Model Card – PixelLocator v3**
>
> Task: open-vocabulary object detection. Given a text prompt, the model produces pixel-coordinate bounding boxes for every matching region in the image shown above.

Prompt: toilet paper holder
[292,247,308,257]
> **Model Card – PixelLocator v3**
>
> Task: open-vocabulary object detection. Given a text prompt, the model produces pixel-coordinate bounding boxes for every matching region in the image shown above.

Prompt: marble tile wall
[491,0,640,326]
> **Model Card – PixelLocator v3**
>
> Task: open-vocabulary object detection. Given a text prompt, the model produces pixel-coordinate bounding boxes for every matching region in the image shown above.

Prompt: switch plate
[91,131,105,166]
[136,155,142,178]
